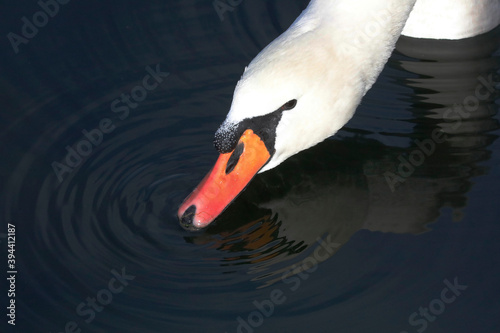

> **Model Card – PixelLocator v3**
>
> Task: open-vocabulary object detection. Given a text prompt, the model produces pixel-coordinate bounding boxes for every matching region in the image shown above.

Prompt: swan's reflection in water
[187,26,500,288]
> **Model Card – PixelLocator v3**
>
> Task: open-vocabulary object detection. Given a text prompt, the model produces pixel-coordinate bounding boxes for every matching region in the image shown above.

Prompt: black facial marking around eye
[214,99,296,156]
[280,99,297,111]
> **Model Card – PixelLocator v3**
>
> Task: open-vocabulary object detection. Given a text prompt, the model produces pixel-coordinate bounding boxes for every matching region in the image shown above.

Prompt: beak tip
[179,205,216,231]
[179,205,198,231]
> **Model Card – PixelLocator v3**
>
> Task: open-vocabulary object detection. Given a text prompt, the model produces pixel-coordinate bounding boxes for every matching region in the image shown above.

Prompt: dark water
[1,1,500,332]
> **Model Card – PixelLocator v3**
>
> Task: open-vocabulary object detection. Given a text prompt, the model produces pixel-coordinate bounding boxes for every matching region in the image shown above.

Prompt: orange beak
[178,129,271,230]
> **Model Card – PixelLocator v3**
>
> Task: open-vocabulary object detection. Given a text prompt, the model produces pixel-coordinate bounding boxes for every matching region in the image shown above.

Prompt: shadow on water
[1,1,499,332]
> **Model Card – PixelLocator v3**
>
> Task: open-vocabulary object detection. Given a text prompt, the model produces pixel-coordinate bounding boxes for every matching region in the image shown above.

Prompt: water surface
[1,1,499,332]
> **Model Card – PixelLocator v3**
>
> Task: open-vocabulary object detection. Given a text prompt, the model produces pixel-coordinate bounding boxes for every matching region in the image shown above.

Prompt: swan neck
[300,0,417,93]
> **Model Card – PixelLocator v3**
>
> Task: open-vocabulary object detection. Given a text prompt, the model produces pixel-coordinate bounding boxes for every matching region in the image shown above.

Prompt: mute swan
[178,0,500,230]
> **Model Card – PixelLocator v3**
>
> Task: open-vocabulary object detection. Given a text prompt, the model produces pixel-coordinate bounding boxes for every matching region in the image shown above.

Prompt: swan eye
[280,99,297,111]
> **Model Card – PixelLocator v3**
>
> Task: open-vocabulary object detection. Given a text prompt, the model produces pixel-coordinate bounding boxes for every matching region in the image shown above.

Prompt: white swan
[179,0,500,230]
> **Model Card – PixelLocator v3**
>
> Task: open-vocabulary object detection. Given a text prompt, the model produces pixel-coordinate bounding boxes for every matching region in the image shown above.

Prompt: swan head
[178,20,364,231]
